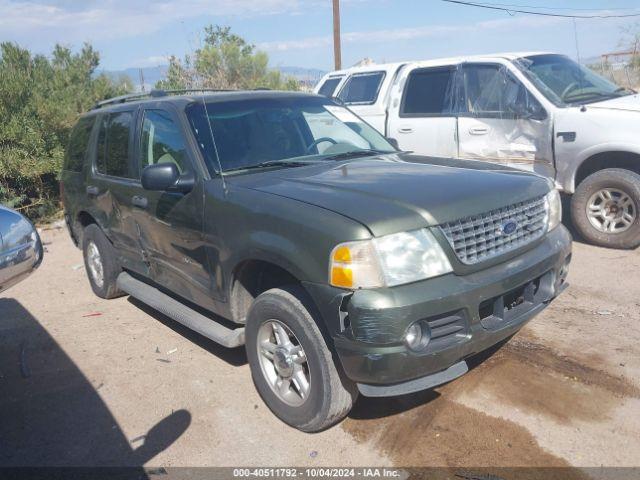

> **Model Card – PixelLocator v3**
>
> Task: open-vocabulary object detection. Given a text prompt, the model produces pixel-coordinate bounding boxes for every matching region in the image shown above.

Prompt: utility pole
[139,68,146,93]
[332,0,342,70]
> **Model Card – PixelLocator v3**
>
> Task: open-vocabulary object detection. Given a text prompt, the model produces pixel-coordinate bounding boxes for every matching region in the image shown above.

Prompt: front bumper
[304,225,572,396]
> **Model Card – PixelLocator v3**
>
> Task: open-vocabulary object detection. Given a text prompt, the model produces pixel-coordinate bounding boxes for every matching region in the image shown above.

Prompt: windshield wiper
[322,149,394,161]
[225,159,312,173]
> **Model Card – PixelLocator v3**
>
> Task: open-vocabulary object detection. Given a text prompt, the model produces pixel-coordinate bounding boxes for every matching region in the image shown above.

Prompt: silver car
[0,205,43,294]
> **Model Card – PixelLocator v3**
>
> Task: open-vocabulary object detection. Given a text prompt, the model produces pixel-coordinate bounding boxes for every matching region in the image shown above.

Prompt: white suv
[315,53,640,249]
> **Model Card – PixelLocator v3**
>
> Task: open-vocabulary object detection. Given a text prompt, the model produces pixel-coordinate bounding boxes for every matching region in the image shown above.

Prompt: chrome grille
[440,196,548,265]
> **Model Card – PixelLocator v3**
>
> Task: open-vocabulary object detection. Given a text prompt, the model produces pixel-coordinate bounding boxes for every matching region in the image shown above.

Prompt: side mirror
[520,105,547,121]
[0,207,43,294]
[528,106,548,121]
[386,137,400,150]
[141,163,194,193]
[509,101,547,122]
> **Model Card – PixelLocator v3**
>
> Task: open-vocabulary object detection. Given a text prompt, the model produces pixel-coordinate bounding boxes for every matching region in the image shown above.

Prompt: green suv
[61,90,571,432]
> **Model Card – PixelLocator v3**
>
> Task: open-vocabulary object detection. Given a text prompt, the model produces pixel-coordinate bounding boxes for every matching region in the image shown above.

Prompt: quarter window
[96,111,135,178]
[64,116,95,172]
[338,72,385,104]
[140,110,189,176]
[317,76,343,97]
[401,68,455,116]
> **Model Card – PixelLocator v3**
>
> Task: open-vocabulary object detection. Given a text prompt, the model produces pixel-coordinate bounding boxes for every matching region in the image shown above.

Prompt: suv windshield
[514,54,632,106]
[186,96,395,173]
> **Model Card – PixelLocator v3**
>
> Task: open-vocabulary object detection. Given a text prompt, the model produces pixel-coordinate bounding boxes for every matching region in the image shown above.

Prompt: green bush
[1,27,295,222]
[0,42,131,221]
[156,25,300,91]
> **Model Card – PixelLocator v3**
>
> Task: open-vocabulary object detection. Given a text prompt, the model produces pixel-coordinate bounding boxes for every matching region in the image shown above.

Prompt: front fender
[558,142,640,193]
[228,231,312,285]
[205,181,371,308]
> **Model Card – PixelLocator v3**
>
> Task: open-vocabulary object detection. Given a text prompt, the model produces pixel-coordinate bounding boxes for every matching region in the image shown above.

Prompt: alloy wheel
[256,320,310,407]
[86,241,105,289]
[586,188,637,234]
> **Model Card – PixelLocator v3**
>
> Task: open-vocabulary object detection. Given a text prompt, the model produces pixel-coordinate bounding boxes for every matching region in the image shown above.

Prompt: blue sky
[2,0,640,71]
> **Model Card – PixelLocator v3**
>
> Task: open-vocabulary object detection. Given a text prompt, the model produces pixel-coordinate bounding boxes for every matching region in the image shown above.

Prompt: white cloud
[0,0,308,43]
[257,14,570,52]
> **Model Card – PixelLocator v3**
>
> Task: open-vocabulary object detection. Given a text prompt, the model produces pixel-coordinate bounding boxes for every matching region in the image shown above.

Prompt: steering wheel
[306,137,338,153]
[561,82,580,100]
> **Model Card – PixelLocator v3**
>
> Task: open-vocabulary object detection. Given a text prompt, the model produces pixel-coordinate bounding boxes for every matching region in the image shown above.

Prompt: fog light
[405,322,430,351]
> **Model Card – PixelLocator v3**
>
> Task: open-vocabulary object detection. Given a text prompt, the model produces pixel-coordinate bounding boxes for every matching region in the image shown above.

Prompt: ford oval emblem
[502,220,518,235]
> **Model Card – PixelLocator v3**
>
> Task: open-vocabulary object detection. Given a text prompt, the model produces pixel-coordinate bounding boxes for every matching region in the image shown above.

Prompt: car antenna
[200,97,228,195]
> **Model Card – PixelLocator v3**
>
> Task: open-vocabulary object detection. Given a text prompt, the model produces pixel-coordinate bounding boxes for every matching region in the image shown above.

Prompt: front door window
[456,63,554,178]
[140,110,190,176]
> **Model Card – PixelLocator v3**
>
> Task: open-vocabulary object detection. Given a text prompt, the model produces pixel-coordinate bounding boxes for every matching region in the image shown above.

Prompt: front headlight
[329,230,453,289]
[545,189,562,231]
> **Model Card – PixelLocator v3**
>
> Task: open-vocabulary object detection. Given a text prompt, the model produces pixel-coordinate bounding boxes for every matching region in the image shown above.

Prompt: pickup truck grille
[440,196,548,265]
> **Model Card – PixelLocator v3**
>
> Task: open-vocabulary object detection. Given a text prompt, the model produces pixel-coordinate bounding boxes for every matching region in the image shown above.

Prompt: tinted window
[317,77,343,97]
[402,68,454,116]
[140,110,189,175]
[462,64,544,118]
[64,116,95,172]
[338,72,385,104]
[96,112,134,178]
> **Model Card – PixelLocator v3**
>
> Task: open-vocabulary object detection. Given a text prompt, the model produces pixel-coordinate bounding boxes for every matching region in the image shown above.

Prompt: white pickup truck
[315,53,640,249]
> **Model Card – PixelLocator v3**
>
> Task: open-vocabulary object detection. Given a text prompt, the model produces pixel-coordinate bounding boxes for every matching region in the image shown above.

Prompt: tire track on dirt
[341,333,638,475]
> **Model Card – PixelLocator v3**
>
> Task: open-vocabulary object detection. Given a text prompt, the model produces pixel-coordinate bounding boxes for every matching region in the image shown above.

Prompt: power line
[441,0,640,18]
[470,2,638,12]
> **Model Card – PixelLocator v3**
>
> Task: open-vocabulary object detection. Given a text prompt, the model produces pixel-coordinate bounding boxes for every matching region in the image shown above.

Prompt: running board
[117,272,245,348]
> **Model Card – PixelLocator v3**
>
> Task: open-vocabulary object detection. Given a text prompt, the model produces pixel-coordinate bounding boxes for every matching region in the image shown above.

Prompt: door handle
[86,185,99,196]
[398,126,413,134]
[469,126,490,135]
[132,195,148,209]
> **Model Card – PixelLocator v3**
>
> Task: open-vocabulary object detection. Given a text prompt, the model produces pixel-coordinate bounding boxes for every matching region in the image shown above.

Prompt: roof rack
[92,87,272,110]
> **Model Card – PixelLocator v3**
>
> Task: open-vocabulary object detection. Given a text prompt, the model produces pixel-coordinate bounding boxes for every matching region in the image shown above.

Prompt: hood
[588,94,640,113]
[228,154,550,237]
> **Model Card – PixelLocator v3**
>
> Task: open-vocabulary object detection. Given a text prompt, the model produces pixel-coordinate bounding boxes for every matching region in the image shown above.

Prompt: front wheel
[245,286,357,432]
[571,168,640,249]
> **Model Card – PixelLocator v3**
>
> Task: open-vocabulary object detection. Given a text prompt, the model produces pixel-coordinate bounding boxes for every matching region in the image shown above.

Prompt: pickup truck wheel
[571,169,640,249]
[245,286,357,432]
[82,224,124,299]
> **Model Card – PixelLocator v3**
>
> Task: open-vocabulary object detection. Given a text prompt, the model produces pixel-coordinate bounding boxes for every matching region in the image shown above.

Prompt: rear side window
[401,67,455,116]
[64,116,95,172]
[338,72,385,104]
[140,110,189,175]
[317,76,343,97]
[96,111,135,178]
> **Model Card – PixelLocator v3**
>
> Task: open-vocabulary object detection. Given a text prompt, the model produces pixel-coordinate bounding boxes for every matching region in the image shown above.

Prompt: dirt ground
[1,222,639,475]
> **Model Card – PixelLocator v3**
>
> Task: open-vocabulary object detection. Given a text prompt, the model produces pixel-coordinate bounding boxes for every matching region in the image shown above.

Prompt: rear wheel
[82,224,124,299]
[245,286,357,432]
[571,168,640,249]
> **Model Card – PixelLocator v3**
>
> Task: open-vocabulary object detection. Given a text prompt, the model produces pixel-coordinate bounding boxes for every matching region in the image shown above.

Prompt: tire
[82,224,124,299]
[245,286,357,432]
[571,168,640,249]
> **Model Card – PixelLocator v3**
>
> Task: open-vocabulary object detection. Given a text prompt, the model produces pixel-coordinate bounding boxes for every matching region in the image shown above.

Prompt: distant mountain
[98,65,168,92]
[276,66,327,81]
[99,65,326,92]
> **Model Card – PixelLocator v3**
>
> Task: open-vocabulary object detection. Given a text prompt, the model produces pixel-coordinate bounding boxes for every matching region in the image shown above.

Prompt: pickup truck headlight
[545,189,562,231]
[330,230,453,289]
